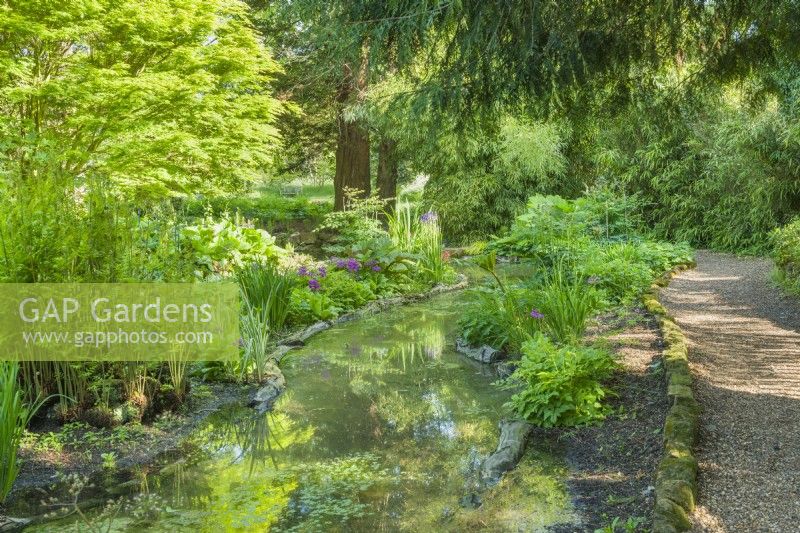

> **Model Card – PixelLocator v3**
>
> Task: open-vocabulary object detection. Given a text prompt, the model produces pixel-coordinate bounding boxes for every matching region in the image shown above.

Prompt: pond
[19,267,575,531]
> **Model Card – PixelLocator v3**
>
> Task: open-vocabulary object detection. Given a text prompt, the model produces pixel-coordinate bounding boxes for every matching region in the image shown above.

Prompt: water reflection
[25,286,573,532]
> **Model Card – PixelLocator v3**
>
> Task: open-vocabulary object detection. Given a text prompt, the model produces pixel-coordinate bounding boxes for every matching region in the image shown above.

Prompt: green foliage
[386,204,450,284]
[315,191,388,254]
[420,116,569,242]
[596,86,800,253]
[1,363,47,501]
[101,452,117,470]
[536,266,601,344]
[322,271,375,311]
[491,193,693,304]
[505,335,616,427]
[491,190,641,262]
[237,263,296,333]
[240,304,274,382]
[181,214,287,277]
[386,203,419,253]
[0,0,287,199]
[579,240,693,304]
[183,192,332,228]
[288,288,339,324]
[772,218,800,291]
[459,287,540,353]
[417,213,447,284]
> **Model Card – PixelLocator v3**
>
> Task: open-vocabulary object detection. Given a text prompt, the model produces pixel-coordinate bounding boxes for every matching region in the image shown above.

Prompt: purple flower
[530,309,544,319]
[308,278,321,291]
[371,265,381,272]
[346,258,360,272]
[420,211,438,223]
[297,265,310,277]
[318,266,327,278]
[334,257,347,269]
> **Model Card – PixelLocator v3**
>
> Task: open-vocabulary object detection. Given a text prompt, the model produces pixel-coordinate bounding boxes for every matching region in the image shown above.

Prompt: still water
[23,275,574,531]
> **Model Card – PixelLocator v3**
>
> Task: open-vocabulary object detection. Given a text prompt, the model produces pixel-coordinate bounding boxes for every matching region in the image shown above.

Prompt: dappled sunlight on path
[661,251,800,532]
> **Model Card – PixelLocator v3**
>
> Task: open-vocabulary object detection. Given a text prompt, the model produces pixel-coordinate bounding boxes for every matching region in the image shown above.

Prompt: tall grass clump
[537,264,599,344]
[386,202,418,253]
[1,362,47,502]
[240,304,272,382]
[237,263,294,333]
[387,204,447,283]
[418,211,446,283]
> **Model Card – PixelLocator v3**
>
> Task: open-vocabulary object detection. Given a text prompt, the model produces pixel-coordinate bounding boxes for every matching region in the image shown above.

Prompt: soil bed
[548,306,669,531]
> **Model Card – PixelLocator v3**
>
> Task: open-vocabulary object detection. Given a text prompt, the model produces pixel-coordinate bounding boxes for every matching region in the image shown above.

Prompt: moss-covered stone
[657,455,698,504]
[642,262,699,533]
[657,477,696,513]
[668,371,693,388]
[653,496,692,532]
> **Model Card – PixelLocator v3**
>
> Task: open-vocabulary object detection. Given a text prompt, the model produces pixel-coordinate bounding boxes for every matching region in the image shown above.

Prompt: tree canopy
[0,0,288,199]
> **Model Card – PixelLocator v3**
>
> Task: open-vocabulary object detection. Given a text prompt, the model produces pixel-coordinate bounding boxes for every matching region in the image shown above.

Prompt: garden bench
[280,184,302,197]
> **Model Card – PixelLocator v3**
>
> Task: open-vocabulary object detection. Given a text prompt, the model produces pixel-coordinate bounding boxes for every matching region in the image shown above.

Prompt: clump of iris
[420,211,438,223]
[308,278,321,291]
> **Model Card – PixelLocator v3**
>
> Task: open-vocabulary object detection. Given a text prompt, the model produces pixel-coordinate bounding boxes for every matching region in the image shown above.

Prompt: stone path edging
[642,264,700,533]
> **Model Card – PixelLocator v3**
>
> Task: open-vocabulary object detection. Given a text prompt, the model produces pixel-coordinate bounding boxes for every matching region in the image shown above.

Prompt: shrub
[491,195,594,262]
[505,335,616,427]
[579,240,694,304]
[315,191,388,254]
[772,218,800,289]
[288,288,339,324]
[578,243,653,305]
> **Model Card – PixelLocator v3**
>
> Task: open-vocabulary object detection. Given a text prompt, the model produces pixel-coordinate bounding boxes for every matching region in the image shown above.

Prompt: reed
[1,362,47,502]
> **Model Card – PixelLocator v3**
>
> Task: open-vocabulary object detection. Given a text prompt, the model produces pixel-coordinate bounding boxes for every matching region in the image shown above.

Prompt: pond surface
[22,268,574,531]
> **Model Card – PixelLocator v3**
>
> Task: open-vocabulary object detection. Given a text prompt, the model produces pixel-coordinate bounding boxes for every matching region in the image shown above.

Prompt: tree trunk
[334,115,370,210]
[333,57,370,211]
[377,138,398,213]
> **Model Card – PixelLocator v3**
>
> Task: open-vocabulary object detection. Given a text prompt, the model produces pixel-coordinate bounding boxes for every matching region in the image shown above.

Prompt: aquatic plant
[536,263,600,344]
[240,303,273,382]
[418,212,446,284]
[237,262,295,333]
[386,202,418,252]
[1,362,47,502]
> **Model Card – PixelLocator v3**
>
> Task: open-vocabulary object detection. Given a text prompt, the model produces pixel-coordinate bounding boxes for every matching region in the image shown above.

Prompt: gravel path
[659,250,800,532]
